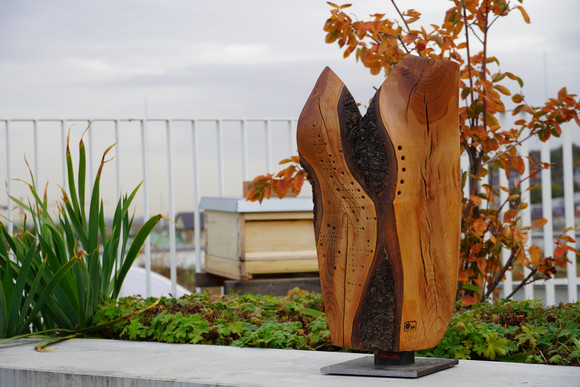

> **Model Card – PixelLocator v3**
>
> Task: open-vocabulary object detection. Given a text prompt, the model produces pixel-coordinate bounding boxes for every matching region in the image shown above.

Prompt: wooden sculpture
[297,54,460,353]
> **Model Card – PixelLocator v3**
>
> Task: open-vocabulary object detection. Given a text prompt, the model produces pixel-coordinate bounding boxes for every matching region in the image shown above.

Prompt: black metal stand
[374,350,415,365]
[321,351,458,378]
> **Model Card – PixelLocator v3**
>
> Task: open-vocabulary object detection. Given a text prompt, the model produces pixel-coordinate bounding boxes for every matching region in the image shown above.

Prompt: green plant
[0,127,163,335]
[89,290,579,365]
[247,1,580,304]
[418,299,580,366]
[92,289,333,351]
[0,222,77,338]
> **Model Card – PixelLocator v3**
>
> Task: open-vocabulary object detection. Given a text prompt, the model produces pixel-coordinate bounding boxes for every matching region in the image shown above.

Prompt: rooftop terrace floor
[1,338,578,386]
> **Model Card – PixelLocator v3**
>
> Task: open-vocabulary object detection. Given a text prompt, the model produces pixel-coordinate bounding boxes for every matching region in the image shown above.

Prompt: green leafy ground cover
[91,290,580,366]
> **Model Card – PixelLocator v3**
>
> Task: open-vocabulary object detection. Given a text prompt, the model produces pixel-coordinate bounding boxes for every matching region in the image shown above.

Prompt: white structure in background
[1,117,578,304]
[120,267,191,298]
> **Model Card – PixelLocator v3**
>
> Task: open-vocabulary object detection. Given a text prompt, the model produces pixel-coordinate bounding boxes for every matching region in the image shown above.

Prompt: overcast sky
[1,0,578,119]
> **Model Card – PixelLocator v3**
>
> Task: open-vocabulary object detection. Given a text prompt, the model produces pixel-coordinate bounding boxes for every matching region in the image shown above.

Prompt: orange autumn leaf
[472,218,488,236]
[470,195,482,205]
[533,218,548,228]
[516,6,531,24]
[460,295,478,306]
[494,84,511,96]
[528,245,543,264]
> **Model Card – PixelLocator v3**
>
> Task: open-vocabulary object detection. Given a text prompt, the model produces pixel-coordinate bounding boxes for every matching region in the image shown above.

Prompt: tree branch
[481,0,490,138]
[483,249,516,300]
[390,0,410,33]
[505,267,537,299]
[462,1,476,130]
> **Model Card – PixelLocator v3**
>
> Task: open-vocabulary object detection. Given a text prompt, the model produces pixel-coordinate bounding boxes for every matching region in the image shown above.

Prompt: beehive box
[200,197,317,280]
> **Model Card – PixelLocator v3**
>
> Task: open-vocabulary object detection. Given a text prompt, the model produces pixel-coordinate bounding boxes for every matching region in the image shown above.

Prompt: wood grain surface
[297,54,460,351]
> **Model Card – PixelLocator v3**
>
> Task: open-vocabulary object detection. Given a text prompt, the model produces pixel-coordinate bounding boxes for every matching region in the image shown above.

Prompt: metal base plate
[321,356,458,378]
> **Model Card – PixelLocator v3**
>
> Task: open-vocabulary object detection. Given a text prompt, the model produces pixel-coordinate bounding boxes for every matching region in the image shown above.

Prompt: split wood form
[297,54,460,351]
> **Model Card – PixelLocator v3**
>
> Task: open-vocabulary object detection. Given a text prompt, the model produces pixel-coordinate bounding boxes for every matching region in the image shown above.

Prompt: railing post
[460,154,470,200]
[166,120,177,296]
[61,120,67,188]
[140,119,151,298]
[287,119,294,155]
[265,119,272,173]
[4,120,12,235]
[216,120,224,196]
[499,168,513,297]
[520,130,534,300]
[241,119,248,181]
[541,141,555,305]
[563,128,578,302]
[33,120,39,184]
[114,120,121,200]
[87,120,95,192]
[191,120,202,292]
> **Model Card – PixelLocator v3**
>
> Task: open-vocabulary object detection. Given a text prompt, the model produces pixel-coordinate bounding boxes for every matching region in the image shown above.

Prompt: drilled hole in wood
[400,179,404,184]
[397,191,402,195]
[398,145,403,150]
[401,156,405,160]
[402,167,406,172]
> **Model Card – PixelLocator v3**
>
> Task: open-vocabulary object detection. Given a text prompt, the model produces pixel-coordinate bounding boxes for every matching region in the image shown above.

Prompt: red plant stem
[506,268,537,299]
[481,0,489,137]
[483,250,516,300]
[462,1,475,124]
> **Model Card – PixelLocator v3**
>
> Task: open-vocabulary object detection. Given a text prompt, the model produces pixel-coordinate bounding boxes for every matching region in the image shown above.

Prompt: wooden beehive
[200,197,318,280]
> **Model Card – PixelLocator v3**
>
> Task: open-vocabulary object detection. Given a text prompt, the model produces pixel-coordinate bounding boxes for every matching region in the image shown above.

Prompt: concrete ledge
[1,339,579,386]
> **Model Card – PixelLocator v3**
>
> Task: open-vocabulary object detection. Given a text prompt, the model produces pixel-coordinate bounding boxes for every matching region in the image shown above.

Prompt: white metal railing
[1,118,299,297]
[1,117,578,304]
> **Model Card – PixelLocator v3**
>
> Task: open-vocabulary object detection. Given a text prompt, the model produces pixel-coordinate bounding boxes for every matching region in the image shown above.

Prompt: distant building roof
[175,211,204,230]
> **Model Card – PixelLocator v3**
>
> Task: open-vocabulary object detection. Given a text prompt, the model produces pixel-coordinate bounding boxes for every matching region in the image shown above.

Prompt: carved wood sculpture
[297,54,460,353]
